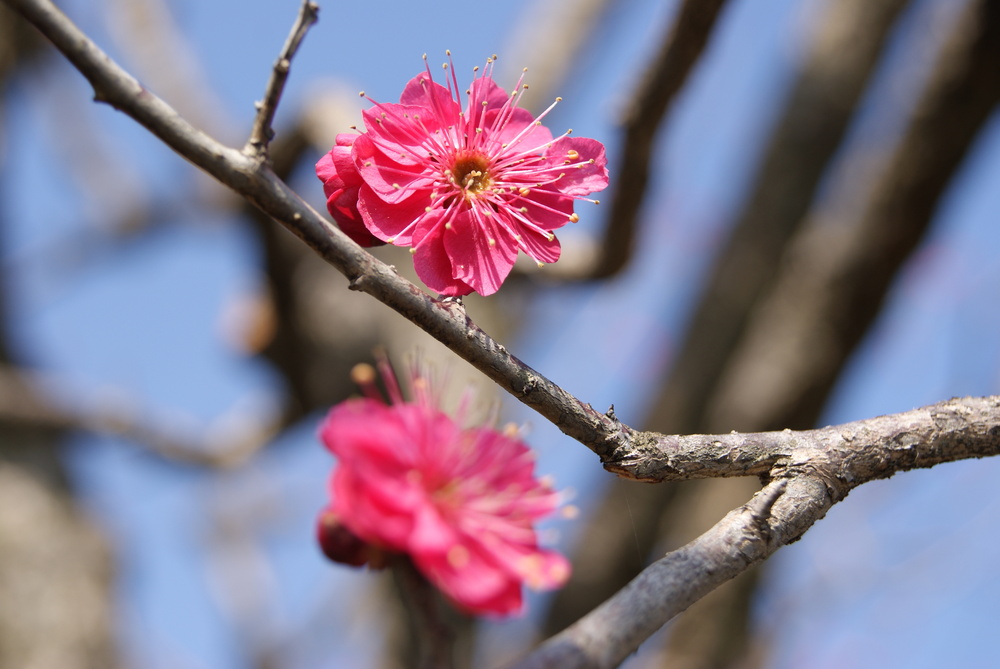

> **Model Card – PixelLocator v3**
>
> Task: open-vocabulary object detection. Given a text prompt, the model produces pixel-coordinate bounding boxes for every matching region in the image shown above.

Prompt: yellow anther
[555,96,562,102]
[445,223,452,230]
[569,213,580,223]
[409,247,417,255]
[536,261,545,268]
[392,183,401,189]
[567,149,579,160]
[519,187,531,196]
[488,238,496,247]
[350,363,376,386]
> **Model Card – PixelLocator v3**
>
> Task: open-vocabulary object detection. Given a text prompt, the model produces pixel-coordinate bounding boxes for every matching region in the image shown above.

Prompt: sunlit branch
[507,478,810,669]
[607,395,1000,483]
[511,394,1000,668]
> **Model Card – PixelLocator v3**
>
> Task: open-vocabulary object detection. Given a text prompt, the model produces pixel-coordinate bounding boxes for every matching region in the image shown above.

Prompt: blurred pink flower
[317,357,571,616]
[315,55,609,296]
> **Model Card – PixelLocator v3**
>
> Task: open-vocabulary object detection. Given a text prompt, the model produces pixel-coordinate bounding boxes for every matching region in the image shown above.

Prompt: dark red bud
[316,510,370,567]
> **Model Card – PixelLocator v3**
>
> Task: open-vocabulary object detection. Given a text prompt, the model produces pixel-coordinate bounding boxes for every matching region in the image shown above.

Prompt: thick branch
[605,395,1000,484]
[710,0,1000,431]
[508,478,820,669]
[513,394,1000,668]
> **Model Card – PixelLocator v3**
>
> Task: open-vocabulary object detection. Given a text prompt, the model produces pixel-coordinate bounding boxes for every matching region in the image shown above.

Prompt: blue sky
[3,0,999,667]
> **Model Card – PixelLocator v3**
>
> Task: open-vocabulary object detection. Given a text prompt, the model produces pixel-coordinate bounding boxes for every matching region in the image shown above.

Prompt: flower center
[452,152,492,196]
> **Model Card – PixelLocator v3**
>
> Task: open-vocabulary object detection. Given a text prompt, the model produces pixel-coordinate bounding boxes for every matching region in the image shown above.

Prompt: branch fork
[7,0,1000,666]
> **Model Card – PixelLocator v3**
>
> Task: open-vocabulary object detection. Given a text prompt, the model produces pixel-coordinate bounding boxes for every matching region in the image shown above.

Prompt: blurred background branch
[1,0,999,668]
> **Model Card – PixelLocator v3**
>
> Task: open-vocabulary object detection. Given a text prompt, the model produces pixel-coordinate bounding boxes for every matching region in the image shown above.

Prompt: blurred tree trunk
[0,10,117,669]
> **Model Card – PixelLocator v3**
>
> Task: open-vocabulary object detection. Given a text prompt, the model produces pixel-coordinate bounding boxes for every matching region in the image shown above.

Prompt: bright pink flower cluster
[317,356,570,616]
[316,55,609,296]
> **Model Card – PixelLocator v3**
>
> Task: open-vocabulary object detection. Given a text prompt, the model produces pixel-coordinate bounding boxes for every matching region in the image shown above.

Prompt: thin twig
[2,0,625,460]
[244,0,318,157]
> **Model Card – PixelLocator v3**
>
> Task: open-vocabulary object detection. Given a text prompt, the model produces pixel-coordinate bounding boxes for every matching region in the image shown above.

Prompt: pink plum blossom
[315,55,609,296]
[316,356,571,616]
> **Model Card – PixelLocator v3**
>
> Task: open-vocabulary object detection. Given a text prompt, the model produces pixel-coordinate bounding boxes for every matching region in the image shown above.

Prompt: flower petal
[443,207,518,296]
[316,136,385,246]
[490,107,553,156]
[357,185,430,245]
[411,210,474,296]
[362,102,445,166]
[545,136,609,196]
[353,134,435,203]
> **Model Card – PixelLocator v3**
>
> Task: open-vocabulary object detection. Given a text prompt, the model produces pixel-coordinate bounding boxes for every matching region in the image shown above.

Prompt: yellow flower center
[452,153,492,196]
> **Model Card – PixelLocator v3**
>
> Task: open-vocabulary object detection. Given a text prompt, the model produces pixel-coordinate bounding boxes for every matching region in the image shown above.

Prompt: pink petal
[466,76,512,133]
[331,185,385,247]
[411,211,474,296]
[353,134,434,203]
[321,400,417,466]
[332,468,416,549]
[362,103,443,167]
[316,137,384,247]
[442,207,518,296]
[490,107,553,155]
[357,184,430,245]
[544,136,609,196]
[414,531,524,615]
[400,73,461,126]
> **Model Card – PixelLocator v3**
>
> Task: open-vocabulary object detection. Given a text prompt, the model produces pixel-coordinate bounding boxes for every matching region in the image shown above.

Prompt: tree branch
[9,0,1000,488]
[244,0,318,157]
[12,3,1000,666]
[3,0,629,461]
[511,394,1000,668]
[606,395,1000,483]
[507,478,814,669]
